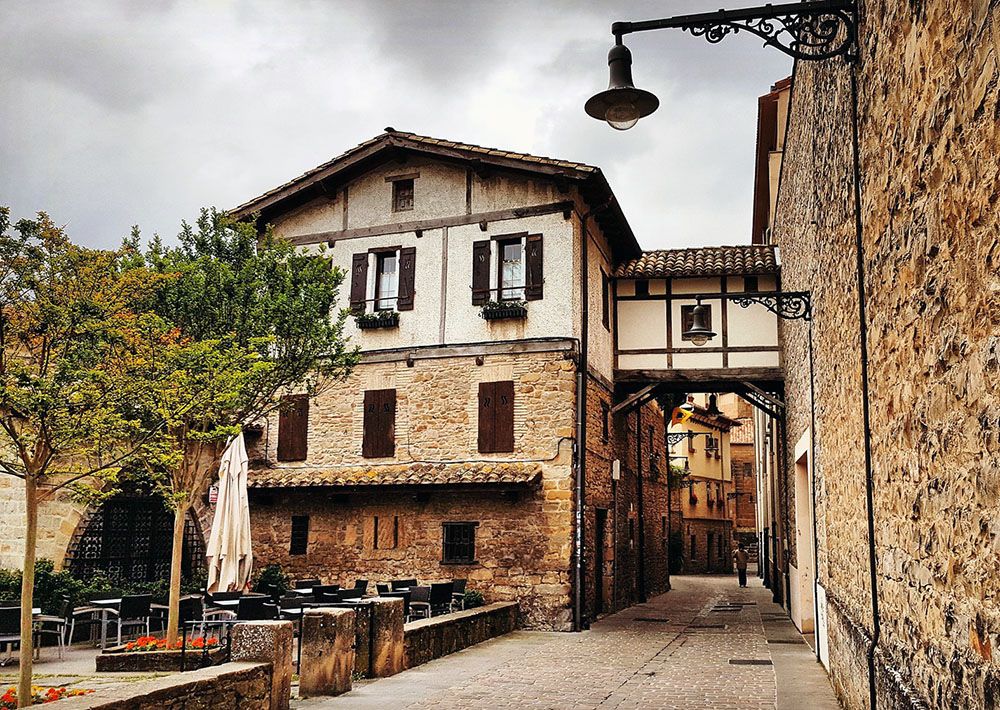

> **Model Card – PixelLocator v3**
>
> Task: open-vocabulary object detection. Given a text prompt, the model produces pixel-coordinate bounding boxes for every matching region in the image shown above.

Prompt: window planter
[355,311,400,330]
[480,301,527,321]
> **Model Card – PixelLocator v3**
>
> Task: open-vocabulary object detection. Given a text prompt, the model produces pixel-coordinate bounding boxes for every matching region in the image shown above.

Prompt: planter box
[480,304,527,321]
[97,644,227,672]
[355,312,399,330]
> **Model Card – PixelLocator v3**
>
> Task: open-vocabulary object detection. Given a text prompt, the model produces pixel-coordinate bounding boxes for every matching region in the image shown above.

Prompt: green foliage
[252,564,289,597]
[463,590,486,609]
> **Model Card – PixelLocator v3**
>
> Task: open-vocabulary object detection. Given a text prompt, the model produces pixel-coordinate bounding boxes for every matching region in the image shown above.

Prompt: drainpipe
[636,406,646,602]
[573,211,591,632]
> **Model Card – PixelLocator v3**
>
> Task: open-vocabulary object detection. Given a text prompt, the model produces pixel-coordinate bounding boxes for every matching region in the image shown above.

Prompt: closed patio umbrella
[206,432,253,593]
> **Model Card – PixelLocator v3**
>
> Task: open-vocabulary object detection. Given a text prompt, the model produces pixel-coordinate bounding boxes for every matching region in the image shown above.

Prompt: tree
[128,208,356,642]
[0,208,169,706]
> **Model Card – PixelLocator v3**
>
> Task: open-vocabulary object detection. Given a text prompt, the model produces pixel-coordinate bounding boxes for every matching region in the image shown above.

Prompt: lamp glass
[606,102,639,130]
[690,333,710,347]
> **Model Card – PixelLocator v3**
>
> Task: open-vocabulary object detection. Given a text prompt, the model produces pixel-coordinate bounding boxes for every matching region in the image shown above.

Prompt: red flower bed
[0,686,94,708]
[123,635,220,653]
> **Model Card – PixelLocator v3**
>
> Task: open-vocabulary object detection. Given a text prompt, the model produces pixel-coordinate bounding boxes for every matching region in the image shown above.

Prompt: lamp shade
[683,302,716,346]
[585,44,659,130]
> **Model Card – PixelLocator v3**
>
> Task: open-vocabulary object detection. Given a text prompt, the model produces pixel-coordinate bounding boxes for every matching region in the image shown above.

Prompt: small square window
[634,280,649,297]
[744,276,759,292]
[442,522,477,564]
[290,515,309,555]
[392,179,414,212]
[680,304,712,341]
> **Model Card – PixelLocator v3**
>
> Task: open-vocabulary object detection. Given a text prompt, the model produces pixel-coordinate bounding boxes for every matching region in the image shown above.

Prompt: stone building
[228,130,671,630]
[718,394,758,561]
[758,2,1000,707]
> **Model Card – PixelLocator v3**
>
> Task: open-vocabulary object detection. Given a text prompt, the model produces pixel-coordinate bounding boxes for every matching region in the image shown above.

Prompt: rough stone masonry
[771,1,1000,708]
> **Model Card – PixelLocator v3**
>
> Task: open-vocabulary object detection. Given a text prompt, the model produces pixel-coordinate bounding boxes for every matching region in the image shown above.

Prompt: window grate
[290,515,309,555]
[442,522,477,564]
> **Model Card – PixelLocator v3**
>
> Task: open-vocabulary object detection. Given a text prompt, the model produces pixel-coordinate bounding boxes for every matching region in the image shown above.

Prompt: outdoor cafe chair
[352,579,369,595]
[391,578,417,591]
[408,586,431,621]
[382,591,411,620]
[236,596,277,621]
[376,583,390,595]
[206,591,241,608]
[0,607,21,666]
[107,594,152,647]
[33,598,70,659]
[312,584,339,600]
[68,601,104,646]
[294,578,320,590]
[450,579,467,611]
[429,583,454,616]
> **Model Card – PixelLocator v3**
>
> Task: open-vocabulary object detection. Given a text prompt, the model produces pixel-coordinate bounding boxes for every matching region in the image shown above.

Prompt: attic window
[393,179,414,212]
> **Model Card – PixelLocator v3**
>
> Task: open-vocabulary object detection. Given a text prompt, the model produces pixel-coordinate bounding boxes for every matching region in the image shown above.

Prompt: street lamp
[584,43,659,130]
[681,292,812,345]
[584,5,885,708]
[684,300,716,346]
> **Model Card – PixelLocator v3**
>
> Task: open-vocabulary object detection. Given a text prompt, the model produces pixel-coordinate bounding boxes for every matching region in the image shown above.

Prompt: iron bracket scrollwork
[728,291,812,321]
[612,0,856,62]
[665,431,716,447]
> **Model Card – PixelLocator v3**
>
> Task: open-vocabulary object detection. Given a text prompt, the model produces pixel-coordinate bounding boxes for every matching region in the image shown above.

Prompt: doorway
[792,443,815,633]
[595,508,608,614]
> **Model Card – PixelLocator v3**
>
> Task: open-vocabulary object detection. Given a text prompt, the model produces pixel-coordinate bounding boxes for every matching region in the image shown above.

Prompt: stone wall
[403,601,518,669]
[55,662,272,709]
[771,1,1000,707]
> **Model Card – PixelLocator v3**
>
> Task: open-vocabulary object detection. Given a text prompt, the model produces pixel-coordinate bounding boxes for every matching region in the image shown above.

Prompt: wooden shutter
[493,380,514,452]
[525,234,543,301]
[478,381,514,453]
[350,253,368,313]
[472,240,491,305]
[601,271,610,329]
[397,246,416,311]
[277,394,309,462]
[363,389,396,458]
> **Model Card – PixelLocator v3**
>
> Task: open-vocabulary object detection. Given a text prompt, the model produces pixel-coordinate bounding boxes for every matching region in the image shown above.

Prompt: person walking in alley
[733,543,749,587]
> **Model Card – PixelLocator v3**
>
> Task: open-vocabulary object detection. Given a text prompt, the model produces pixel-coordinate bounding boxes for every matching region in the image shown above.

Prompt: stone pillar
[299,608,356,698]
[231,620,294,710]
[352,598,404,678]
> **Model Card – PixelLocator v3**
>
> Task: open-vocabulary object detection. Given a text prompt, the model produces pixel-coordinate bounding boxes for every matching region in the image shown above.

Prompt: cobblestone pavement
[295,575,841,709]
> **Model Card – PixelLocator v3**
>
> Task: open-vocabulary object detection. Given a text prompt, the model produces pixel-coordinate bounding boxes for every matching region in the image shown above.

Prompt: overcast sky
[0,1,790,251]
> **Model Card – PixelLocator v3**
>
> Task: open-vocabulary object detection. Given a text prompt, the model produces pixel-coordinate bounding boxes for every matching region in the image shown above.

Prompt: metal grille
[66,497,204,584]
[442,522,476,564]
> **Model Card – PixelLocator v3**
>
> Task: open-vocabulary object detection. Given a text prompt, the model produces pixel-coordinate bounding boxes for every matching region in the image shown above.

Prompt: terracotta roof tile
[247,461,542,489]
[231,130,598,217]
[615,245,778,279]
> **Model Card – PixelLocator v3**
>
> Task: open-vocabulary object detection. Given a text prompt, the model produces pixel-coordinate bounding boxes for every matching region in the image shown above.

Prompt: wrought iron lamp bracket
[728,291,812,321]
[665,431,716,447]
[612,0,857,62]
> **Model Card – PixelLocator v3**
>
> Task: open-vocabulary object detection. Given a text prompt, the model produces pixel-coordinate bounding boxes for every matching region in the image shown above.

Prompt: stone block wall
[771,1,1000,707]
[403,601,518,669]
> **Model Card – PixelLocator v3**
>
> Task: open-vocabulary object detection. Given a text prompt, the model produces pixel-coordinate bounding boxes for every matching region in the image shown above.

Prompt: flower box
[355,311,400,330]
[0,686,93,708]
[97,636,226,672]
[480,301,527,321]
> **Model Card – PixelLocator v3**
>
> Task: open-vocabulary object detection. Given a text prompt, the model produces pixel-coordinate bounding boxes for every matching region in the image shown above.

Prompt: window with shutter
[601,270,611,330]
[397,246,416,310]
[472,240,491,305]
[277,394,309,462]
[362,389,396,458]
[478,380,514,453]
[350,253,369,314]
[525,234,543,301]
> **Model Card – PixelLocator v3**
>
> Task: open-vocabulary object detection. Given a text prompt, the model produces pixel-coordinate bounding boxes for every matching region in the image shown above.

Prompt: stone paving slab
[293,575,841,709]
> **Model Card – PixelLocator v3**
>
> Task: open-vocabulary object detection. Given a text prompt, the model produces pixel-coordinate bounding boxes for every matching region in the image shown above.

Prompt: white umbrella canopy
[206,432,253,593]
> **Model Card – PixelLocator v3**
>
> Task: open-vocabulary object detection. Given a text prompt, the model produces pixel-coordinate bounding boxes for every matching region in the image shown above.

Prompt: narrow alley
[294,574,840,710]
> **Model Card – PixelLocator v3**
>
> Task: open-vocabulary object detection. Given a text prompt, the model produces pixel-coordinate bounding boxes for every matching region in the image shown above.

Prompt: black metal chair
[353,579,369,595]
[315,589,345,604]
[391,578,417,591]
[376,583,391,595]
[382,591,411,620]
[237,596,275,621]
[408,586,431,621]
[429,583,454,616]
[107,595,152,647]
[207,591,241,608]
[450,579,467,611]
[312,584,339,600]
[68,601,104,646]
[294,578,320,590]
[0,607,20,666]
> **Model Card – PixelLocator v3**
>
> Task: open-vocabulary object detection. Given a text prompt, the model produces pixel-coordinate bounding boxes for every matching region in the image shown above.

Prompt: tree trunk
[18,476,38,708]
[164,501,188,645]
